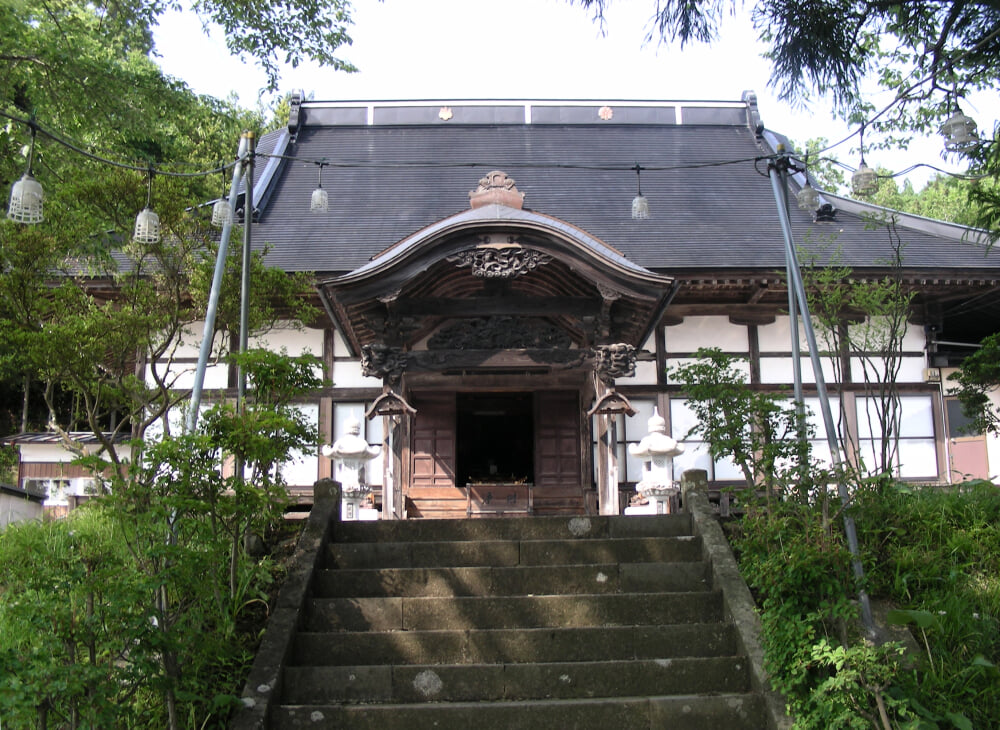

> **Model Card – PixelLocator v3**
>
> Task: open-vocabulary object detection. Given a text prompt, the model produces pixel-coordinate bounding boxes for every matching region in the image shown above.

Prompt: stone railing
[230,479,342,730]
[681,469,792,730]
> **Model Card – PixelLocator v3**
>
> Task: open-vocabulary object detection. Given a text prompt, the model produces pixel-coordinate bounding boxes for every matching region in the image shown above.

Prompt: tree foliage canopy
[570,0,1000,116]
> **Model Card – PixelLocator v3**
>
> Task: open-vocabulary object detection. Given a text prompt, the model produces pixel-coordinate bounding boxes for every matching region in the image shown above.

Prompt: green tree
[947,332,1000,436]
[866,172,983,226]
[571,0,999,114]
[570,0,1000,237]
[799,233,914,479]
[0,0,327,444]
[669,347,815,501]
[1,0,356,120]
[0,350,321,729]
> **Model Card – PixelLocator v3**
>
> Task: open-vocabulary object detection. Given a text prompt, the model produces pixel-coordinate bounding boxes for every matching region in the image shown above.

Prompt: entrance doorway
[407,390,586,518]
[945,396,990,481]
[456,393,534,486]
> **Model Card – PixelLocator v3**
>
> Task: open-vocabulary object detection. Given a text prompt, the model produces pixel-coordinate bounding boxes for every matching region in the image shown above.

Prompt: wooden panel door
[410,393,457,488]
[408,393,464,518]
[535,391,586,514]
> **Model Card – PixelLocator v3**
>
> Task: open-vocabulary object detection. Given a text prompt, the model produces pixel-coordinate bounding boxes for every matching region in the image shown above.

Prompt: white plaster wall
[148,362,229,391]
[848,317,927,352]
[850,355,926,384]
[280,404,320,488]
[757,316,801,352]
[249,323,323,357]
[615,359,658,386]
[19,443,131,464]
[759,355,839,384]
[174,322,225,359]
[664,316,748,353]
[332,360,382,388]
[332,328,352,357]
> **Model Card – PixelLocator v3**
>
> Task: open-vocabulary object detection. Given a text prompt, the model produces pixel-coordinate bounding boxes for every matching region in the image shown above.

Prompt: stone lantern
[321,416,381,521]
[625,408,684,515]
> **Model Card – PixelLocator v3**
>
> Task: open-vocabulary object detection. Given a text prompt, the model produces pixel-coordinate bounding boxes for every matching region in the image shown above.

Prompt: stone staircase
[235,489,784,729]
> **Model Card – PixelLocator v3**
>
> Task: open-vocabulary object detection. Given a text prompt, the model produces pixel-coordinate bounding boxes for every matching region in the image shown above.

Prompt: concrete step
[326,534,704,569]
[282,656,751,704]
[331,513,693,543]
[292,622,739,666]
[303,590,723,632]
[313,560,711,598]
[254,509,775,730]
[270,693,767,730]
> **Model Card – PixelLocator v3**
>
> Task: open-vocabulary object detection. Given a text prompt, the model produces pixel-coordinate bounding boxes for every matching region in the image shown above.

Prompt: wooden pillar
[366,389,415,520]
[588,377,636,517]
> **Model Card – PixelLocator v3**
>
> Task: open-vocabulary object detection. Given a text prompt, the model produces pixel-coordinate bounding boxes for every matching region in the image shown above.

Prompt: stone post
[680,468,709,504]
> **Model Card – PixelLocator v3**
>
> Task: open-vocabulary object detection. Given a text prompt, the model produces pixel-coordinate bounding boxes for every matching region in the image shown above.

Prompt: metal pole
[780,170,804,407]
[778,164,810,474]
[238,131,255,410]
[186,133,249,433]
[768,155,876,638]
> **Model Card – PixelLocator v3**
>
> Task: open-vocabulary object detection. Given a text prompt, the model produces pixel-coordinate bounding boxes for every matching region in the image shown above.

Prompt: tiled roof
[248,97,1000,276]
[0,432,128,445]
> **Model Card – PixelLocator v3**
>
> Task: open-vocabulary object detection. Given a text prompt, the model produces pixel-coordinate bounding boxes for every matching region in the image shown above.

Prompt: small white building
[0,433,130,519]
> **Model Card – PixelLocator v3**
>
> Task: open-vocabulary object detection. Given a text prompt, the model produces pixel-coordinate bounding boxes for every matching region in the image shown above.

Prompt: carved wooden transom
[447,245,553,279]
[428,316,573,350]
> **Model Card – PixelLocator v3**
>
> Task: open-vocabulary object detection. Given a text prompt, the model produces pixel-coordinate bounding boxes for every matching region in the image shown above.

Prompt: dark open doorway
[456,392,534,486]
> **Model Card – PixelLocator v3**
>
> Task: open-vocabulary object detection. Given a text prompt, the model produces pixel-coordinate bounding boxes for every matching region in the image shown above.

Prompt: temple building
[11,93,1000,519]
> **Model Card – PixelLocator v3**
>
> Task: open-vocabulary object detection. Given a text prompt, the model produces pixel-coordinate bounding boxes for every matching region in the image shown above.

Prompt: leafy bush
[733,482,1000,729]
[853,482,1000,728]
[0,349,319,728]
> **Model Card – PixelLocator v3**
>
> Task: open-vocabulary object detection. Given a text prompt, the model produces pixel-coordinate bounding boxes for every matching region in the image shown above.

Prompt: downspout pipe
[768,153,876,639]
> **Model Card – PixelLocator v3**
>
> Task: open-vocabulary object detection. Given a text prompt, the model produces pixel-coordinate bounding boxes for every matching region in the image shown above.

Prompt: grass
[731,480,1000,729]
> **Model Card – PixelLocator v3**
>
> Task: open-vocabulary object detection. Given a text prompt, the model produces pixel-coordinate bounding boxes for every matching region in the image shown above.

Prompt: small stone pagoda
[626,408,684,515]
[322,416,382,520]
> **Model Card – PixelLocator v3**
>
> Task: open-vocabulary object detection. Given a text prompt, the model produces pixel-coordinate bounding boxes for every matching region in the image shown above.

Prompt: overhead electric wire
[0,109,238,178]
[811,24,1000,159]
[0,102,992,196]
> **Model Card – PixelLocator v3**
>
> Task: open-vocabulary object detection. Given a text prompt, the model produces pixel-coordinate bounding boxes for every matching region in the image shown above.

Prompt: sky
[153,0,996,190]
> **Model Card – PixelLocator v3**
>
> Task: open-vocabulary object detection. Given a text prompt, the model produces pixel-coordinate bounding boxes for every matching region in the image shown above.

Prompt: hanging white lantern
[311,161,329,213]
[796,181,820,210]
[7,172,44,223]
[8,124,43,224]
[134,207,161,244]
[851,161,878,196]
[631,193,649,219]
[631,163,649,219]
[211,197,232,227]
[133,169,161,243]
[311,186,329,213]
[940,110,979,152]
